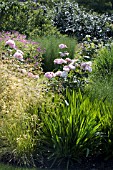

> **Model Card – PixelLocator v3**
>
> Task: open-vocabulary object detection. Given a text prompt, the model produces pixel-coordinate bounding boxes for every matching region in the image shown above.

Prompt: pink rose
[5,39,16,49]
[54,58,67,65]
[45,72,55,79]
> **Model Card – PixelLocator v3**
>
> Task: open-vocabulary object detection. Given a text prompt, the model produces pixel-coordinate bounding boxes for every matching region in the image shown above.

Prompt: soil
[1,157,113,170]
[51,156,113,170]
[70,157,113,170]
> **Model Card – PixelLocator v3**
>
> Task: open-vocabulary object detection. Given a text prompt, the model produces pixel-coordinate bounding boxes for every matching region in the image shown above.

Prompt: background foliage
[74,0,113,13]
[53,1,113,42]
[0,0,60,37]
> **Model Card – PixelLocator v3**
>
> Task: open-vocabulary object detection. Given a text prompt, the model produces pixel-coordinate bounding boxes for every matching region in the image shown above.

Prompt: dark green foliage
[75,0,113,13]
[34,91,102,169]
[53,1,113,42]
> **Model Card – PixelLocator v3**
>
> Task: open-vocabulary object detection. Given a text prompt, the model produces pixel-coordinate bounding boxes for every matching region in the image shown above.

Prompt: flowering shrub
[44,44,92,93]
[0,31,43,78]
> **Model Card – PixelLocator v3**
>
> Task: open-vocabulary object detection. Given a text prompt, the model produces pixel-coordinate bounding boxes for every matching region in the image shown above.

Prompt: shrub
[75,0,113,13]
[1,64,113,168]
[0,1,60,37]
[53,1,113,42]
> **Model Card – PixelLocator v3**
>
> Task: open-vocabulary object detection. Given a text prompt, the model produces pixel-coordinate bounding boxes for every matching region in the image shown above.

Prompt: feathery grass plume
[0,60,47,166]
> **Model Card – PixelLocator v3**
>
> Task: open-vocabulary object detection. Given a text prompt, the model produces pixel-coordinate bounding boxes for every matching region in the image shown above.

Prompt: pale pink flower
[45,72,55,79]
[28,72,39,79]
[54,71,62,77]
[81,61,92,72]
[65,58,72,63]
[28,72,34,78]
[63,65,70,72]
[5,39,15,49]
[71,59,77,65]
[64,52,69,56]
[84,65,92,72]
[59,44,67,49]
[54,58,67,65]
[21,69,27,75]
[14,50,24,61]
[33,75,39,79]
[68,64,76,70]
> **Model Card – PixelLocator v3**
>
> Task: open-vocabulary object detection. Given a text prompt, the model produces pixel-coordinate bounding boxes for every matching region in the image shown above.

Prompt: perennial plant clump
[37,35,77,72]
[44,43,92,93]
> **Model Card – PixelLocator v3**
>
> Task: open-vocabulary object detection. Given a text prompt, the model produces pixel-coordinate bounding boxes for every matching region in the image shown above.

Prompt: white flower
[61,71,68,78]
[17,50,24,55]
